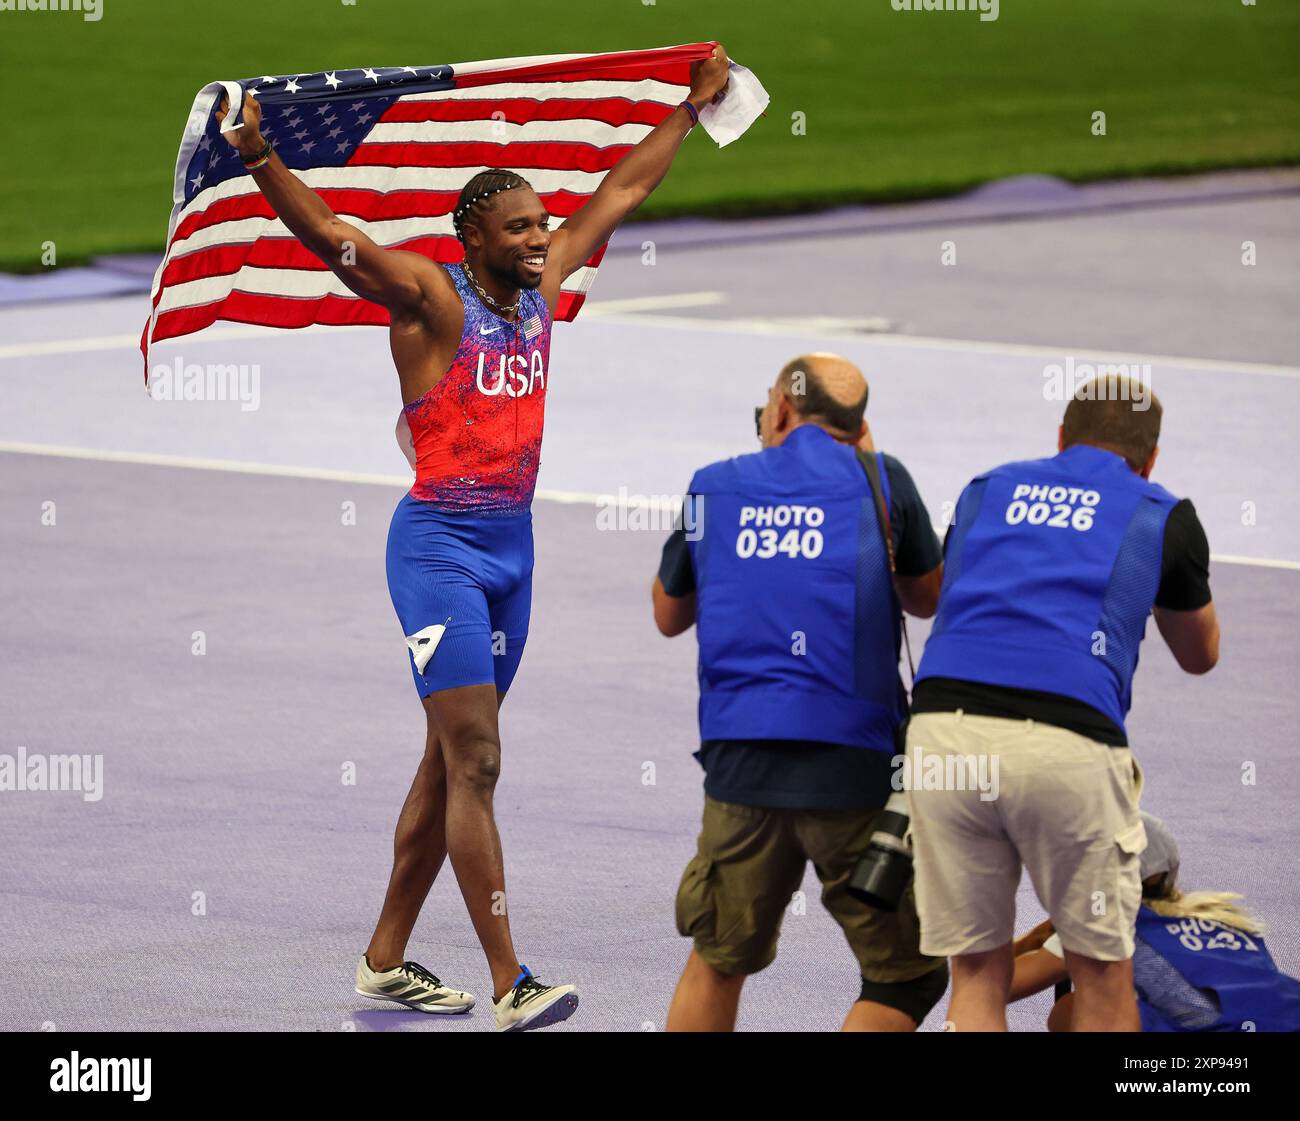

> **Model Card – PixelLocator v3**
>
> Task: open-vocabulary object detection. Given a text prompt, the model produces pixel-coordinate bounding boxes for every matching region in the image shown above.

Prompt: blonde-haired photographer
[1012,812,1300,1032]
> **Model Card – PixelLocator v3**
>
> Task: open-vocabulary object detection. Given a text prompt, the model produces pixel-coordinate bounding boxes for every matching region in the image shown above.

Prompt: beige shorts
[904,711,1145,961]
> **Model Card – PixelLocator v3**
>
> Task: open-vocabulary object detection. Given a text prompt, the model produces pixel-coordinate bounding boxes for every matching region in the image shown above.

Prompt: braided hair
[452,169,533,246]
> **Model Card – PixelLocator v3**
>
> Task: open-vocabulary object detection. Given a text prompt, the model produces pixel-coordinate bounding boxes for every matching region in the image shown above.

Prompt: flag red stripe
[380,97,677,127]
[150,285,587,349]
[152,291,389,345]
[349,139,632,173]
[161,234,607,291]
[451,43,713,89]
[172,187,595,245]
[161,236,457,290]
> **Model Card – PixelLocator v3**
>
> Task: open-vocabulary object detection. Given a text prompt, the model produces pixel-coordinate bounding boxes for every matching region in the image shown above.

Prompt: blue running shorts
[386,493,534,697]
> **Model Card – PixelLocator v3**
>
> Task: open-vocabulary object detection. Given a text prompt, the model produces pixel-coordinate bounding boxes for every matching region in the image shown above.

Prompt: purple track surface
[2,174,1298,1031]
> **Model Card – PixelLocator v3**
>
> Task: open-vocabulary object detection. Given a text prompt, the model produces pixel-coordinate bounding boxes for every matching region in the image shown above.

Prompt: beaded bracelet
[242,138,273,171]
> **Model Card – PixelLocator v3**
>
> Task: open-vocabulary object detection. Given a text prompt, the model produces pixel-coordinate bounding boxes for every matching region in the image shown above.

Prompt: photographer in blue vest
[653,353,948,1032]
[905,375,1220,1032]
[1011,812,1300,1032]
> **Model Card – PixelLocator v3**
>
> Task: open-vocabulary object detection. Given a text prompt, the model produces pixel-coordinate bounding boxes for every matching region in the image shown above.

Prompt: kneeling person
[1011,813,1300,1032]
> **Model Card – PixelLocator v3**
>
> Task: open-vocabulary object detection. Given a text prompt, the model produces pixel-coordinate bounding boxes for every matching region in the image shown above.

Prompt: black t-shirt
[911,497,1213,746]
[658,452,942,810]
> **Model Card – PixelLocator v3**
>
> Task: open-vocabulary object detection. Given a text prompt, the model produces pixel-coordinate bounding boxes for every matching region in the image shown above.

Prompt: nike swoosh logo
[480,325,502,335]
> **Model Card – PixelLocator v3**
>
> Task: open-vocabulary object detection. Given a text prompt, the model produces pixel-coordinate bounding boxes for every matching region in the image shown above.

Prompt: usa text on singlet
[397,263,553,516]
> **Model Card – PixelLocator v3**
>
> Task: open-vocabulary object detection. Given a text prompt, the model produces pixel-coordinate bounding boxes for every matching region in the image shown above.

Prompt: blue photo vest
[916,444,1180,733]
[1134,906,1300,1032]
[684,425,904,750]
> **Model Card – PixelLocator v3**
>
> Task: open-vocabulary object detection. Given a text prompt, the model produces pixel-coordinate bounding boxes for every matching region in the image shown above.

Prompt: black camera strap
[855,448,916,691]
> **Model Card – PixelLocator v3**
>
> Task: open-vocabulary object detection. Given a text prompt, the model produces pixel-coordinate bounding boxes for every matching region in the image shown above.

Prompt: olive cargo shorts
[675,795,942,981]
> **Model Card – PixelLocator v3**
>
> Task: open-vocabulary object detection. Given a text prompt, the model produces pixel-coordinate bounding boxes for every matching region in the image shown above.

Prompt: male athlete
[218,44,732,1031]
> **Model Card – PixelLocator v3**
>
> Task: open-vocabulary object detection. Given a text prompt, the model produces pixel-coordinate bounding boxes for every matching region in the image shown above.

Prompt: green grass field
[1,0,1297,271]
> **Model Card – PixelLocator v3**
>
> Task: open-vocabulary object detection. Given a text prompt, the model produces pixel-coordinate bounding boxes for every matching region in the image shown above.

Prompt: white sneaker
[355,955,475,1014]
[492,965,579,1032]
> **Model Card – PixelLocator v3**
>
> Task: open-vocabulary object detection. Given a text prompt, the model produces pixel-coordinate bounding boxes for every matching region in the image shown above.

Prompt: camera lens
[847,793,913,911]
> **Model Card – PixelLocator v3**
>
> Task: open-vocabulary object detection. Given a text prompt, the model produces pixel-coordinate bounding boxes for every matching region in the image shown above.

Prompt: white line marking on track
[1206,553,1300,572]
[1,304,1297,378]
[584,314,1300,379]
[0,440,411,486]
[573,291,727,316]
[0,293,725,360]
[3,440,1297,571]
[0,321,371,360]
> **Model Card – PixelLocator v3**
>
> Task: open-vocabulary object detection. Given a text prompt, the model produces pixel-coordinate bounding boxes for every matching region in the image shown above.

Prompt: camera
[847,791,913,911]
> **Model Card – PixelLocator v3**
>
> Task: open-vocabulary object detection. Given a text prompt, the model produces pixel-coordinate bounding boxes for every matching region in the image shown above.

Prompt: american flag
[520,311,544,342]
[142,42,719,385]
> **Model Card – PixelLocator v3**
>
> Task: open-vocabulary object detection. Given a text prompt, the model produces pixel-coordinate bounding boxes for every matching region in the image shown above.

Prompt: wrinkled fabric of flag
[141,42,767,387]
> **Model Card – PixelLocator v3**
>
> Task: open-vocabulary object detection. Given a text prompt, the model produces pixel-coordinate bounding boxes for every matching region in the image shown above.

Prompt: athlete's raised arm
[217,91,449,317]
[541,45,732,304]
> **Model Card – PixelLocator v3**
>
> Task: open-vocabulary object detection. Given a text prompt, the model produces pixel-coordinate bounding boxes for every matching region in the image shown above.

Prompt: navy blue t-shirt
[659,451,941,811]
